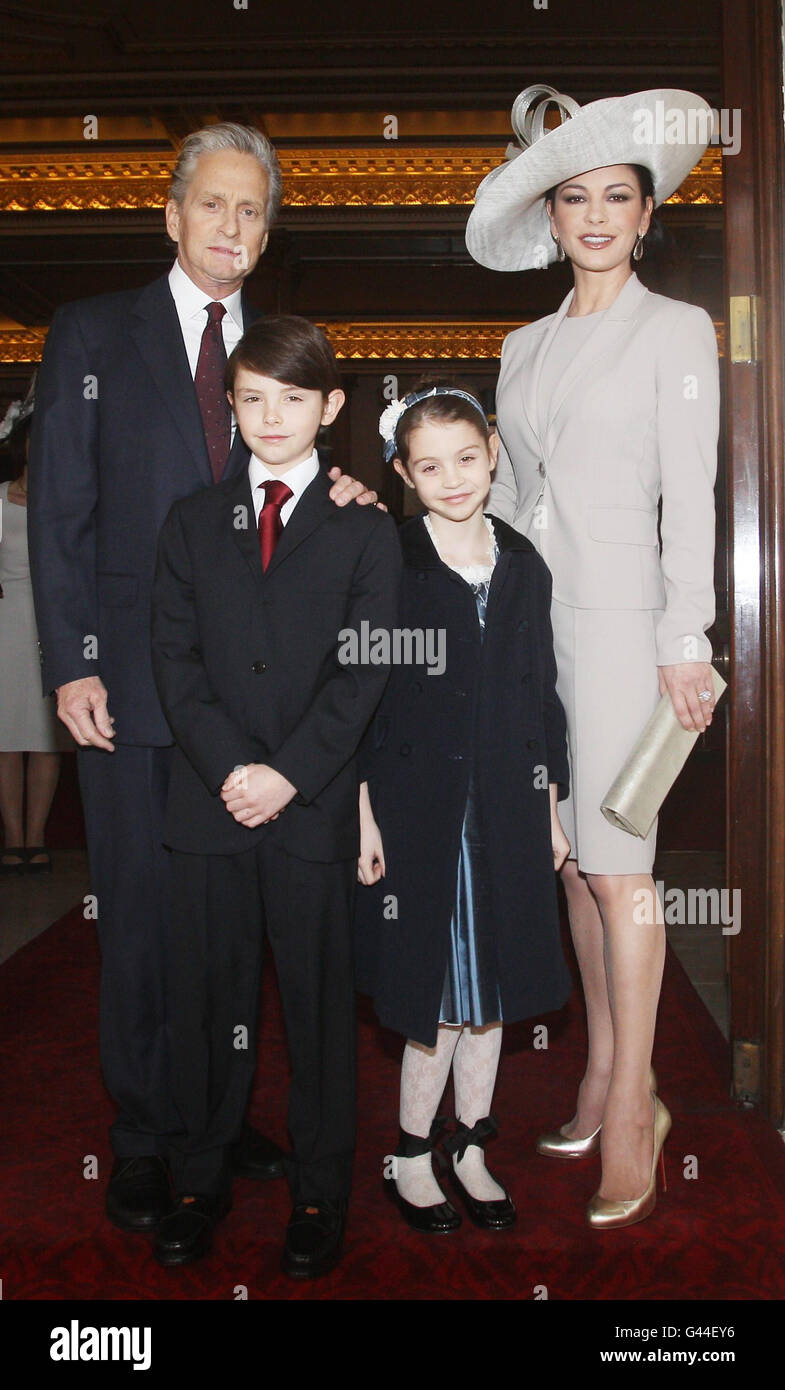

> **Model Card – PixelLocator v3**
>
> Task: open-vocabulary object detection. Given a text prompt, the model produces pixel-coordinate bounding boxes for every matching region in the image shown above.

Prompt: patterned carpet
[2,903,784,1301]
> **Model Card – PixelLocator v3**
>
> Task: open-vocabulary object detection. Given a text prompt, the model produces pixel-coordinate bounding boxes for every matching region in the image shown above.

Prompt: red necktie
[258,479,294,571]
[195,301,231,483]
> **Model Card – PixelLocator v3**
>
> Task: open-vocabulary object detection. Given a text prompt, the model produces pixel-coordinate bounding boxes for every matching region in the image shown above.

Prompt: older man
[28,123,372,1235]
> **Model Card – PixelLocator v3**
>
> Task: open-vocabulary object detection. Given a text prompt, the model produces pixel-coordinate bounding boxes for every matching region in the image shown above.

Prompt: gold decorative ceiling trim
[0,318,727,365]
[0,147,722,212]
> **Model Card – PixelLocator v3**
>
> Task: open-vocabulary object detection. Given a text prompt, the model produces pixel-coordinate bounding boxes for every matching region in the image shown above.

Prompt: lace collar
[423,513,497,583]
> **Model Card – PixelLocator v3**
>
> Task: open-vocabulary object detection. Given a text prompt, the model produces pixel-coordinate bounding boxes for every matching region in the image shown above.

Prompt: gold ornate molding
[0,147,722,213]
[0,329,47,364]
[0,318,726,364]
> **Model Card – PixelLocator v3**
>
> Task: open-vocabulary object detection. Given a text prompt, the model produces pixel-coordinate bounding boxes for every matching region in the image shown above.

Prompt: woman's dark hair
[1,414,32,481]
[393,375,491,470]
[544,164,664,259]
[225,314,341,396]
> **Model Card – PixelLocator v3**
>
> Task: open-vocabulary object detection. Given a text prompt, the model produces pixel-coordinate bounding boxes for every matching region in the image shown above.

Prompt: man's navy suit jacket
[27,273,260,746]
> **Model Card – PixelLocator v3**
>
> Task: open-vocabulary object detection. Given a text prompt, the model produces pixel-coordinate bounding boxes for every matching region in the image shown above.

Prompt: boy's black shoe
[230,1124,286,1181]
[281,1198,347,1280]
[105,1155,172,1232]
[153,1191,232,1267]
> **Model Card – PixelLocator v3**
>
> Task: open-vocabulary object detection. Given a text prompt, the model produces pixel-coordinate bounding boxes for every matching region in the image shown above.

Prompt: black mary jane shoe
[384,1118,461,1234]
[229,1123,286,1181]
[105,1155,173,1233]
[443,1117,517,1231]
[25,846,52,875]
[0,847,27,877]
[281,1197,347,1280]
[154,1190,232,1267]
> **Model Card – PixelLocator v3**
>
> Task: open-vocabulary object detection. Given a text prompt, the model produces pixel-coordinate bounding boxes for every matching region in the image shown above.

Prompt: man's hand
[220,763,297,827]
[326,465,387,511]
[56,676,116,751]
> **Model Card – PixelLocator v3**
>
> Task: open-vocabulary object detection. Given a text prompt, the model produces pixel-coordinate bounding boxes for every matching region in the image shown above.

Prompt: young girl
[354,380,572,1233]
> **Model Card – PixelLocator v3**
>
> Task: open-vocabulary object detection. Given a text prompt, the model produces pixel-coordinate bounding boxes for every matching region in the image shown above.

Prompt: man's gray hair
[168,122,283,225]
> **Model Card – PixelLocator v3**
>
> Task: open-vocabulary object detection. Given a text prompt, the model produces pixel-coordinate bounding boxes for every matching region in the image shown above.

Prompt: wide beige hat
[465,84,713,272]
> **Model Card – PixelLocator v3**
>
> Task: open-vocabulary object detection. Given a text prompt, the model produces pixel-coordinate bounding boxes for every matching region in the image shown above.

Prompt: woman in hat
[0,375,73,875]
[465,86,719,1228]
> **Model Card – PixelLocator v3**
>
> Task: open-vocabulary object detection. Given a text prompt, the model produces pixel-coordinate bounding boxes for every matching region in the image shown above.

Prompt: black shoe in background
[281,1198,347,1280]
[105,1155,172,1232]
[230,1124,286,1181]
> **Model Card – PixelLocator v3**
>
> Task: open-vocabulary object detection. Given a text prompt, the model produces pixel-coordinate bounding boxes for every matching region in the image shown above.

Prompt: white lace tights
[395,1022,505,1206]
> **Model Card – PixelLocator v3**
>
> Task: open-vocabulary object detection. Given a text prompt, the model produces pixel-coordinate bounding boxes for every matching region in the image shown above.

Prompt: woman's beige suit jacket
[490,272,719,667]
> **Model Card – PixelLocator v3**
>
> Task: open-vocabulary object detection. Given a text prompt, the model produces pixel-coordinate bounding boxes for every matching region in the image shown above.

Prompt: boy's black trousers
[164,835,357,1204]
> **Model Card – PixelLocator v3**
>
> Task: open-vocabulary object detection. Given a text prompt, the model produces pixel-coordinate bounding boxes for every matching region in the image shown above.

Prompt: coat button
[416,572,427,582]
[521,672,532,684]
[518,619,529,631]
[410,680,423,695]
[251,661,266,674]
[526,737,537,748]
[538,461,546,476]
[399,743,412,756]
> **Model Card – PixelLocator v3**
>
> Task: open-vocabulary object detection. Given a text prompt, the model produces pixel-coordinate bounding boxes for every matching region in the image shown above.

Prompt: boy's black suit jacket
[150,466,402,860]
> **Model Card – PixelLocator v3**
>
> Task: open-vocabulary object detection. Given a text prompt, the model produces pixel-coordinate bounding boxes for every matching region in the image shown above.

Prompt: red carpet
[2,902,785,1301]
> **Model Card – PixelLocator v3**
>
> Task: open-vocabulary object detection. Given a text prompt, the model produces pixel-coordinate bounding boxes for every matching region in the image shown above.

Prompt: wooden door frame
[722,0,785,1125]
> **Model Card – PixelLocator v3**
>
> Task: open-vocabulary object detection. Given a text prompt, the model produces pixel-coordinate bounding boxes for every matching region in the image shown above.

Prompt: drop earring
[552,233,566,263]
[633,233,645,262]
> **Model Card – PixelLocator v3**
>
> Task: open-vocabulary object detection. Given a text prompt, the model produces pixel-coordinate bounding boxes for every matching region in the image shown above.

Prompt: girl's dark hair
[545,164,664,259]
[393,376,490,469]
[225,314,340,395]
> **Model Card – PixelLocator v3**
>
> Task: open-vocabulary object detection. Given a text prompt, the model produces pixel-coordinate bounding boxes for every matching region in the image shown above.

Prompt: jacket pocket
[588,506,659,546]
[97,572,138,607]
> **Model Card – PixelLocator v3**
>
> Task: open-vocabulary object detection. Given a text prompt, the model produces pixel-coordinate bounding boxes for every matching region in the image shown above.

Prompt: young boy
[150,316,401,1278]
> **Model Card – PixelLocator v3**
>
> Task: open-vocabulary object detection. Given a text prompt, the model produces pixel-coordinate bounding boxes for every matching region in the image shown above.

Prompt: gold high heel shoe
[536,1066,657,1160]
[586,1093,671,1230]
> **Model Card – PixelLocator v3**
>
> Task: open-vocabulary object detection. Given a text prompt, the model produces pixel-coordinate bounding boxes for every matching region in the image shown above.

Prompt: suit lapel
[228,466,336,590]
[129,276,213,486]
[520,289,574,450]
[543,273,650,442]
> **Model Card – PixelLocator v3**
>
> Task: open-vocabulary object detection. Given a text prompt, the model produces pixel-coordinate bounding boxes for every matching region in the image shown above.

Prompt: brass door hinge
[729,294,760,363]
[732,1039,761,1104]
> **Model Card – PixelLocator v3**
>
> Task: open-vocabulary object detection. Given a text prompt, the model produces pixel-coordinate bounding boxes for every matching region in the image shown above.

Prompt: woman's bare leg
[559,858,615,1137]
[586,871,664,1200]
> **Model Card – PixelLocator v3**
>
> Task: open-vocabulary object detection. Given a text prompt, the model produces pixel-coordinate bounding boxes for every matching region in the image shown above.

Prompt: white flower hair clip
[378,399,409,460]
[378,386,488,463]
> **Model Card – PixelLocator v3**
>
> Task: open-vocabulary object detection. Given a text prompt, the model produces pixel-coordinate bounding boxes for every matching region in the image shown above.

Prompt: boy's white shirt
[248,449,321,528]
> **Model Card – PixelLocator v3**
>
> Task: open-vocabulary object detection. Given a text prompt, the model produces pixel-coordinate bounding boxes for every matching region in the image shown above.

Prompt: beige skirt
[550,600,663,875]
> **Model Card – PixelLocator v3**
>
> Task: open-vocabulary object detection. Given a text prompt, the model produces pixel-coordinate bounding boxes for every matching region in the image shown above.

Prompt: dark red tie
[195,301,231,483]
[258,479,294,571]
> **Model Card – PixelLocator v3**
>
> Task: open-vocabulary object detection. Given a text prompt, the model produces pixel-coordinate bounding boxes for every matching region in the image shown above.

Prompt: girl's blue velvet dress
[436,529,503,1027]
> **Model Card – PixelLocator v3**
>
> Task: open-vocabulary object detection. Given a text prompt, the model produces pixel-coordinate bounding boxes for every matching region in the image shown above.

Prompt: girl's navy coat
[354,512,573,1047]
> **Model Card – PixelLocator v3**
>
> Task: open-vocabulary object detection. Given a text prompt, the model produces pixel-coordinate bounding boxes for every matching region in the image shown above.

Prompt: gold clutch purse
[600,667,727,839]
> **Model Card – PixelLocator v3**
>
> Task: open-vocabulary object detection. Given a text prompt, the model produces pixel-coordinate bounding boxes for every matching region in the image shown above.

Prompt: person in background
[0,375,73,877]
